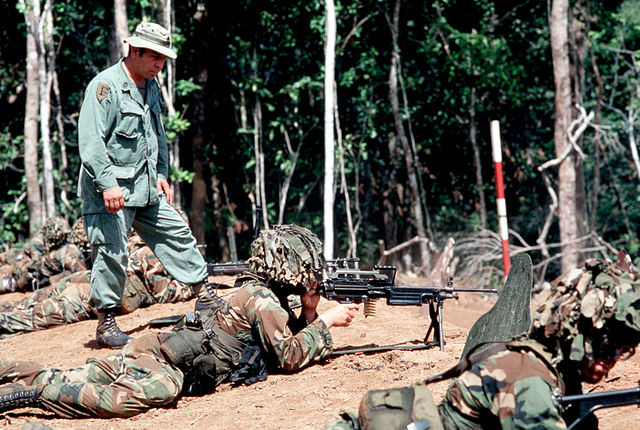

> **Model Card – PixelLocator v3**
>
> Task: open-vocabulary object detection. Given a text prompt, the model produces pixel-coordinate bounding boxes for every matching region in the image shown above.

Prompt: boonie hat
[124,21,177,59]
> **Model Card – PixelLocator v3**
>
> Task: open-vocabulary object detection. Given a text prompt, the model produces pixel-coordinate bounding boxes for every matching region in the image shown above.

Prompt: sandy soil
[1,279,639,430]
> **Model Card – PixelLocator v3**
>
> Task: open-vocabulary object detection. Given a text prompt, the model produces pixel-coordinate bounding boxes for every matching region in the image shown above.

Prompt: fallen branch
[377,236,432,266]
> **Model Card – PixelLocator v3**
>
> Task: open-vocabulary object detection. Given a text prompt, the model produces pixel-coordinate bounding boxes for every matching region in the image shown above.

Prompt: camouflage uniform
[0,246,195,338]
[326,257,640,430]
[0,217,86,294]
[0,225,339,418]
[125,245,195,305]
[437,339,565,429]
[0,334,183,418]
[0,271,92,338]
[0,274,332,418]
[213,276,332,371]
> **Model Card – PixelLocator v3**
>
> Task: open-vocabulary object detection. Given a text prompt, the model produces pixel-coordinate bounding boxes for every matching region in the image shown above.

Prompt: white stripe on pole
[491,121,502,163]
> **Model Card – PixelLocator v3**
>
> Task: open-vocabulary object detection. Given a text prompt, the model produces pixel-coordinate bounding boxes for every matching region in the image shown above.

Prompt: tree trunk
[52,70,70,214]
[110,0,128,65]
[323,0,336,259]
[469,86,487,228]
[586,0,603,234]
[189,8,210,254]
[550,0,580,272]
[254,96,269,230]
[569,1,588,248]
[156,0,182,209]
[38,0,55,218]
[276,128,302,225]
[335,83,358,259]
[23,5,42,234]
[389,0,429,271]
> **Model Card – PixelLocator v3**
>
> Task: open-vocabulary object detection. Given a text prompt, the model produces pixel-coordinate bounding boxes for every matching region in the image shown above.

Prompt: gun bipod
[331,299,448,356]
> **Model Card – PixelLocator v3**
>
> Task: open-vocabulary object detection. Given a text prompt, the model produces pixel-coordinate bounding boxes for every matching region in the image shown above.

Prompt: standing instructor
[78,21,213,348]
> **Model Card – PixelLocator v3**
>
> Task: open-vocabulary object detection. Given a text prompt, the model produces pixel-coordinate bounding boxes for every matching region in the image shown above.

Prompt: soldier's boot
[96,310,133,349]
[0,384,43,413]
[0,273,16,294]
[193,279,219,312]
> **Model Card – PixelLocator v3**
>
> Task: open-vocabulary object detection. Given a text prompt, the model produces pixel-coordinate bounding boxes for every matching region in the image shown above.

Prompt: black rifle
[207,261,250,277]
[317,264,497,352]
[206,257,360,278]
[553,385,640,430]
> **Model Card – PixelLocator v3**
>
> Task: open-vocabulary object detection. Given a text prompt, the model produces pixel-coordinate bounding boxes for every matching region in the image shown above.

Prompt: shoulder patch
[96,82,110,102]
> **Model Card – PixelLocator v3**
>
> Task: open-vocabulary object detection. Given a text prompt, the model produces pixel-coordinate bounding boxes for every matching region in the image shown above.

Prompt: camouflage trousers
[127,245,194,304]
[0,271,93,339]
[0,333,184,418]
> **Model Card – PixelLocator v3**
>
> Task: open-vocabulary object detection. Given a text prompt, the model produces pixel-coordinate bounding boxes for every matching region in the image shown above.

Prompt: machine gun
[317,264,497,352]
[553,385,640,430]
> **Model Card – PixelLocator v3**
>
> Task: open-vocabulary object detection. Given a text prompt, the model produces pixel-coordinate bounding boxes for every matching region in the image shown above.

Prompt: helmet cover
[531,257,640,364]
[68,217,90,250]
[40,216,71,250]
[248,224,327,290]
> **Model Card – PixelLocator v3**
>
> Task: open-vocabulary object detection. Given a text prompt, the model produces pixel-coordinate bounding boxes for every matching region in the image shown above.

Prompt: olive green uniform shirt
[78,59,168,213]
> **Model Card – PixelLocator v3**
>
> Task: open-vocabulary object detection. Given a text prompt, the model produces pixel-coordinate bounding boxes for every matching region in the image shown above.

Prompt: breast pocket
[150,101,165,136]
[111,101,144,165]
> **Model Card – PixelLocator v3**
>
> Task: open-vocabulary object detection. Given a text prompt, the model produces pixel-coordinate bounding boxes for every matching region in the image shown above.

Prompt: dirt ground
[1,278,639,430]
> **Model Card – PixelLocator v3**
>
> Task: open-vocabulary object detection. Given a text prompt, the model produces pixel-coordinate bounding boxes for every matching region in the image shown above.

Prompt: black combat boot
[96,310,133,349]
[193,279,219,311]
[0,384,43,413]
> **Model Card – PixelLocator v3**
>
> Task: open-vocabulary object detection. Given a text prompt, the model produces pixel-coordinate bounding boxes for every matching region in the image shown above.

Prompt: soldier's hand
[157,178,173,206]
[319,303,359,328]
[301,283,321,323]
[102,187,124,213]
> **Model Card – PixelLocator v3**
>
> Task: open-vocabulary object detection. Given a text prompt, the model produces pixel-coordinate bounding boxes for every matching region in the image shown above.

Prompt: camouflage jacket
[3,242,86,291]
[439,339,567,430]
[213,278,333,371]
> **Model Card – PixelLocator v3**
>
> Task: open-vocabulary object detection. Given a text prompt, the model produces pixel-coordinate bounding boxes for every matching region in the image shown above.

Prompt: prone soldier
[0,224,358,417]
[0,217,87,294]
[0,244,200,339]
[326,256,640,430]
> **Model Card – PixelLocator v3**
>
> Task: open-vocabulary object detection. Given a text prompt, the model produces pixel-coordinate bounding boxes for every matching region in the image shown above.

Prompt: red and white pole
[490,120,510,276]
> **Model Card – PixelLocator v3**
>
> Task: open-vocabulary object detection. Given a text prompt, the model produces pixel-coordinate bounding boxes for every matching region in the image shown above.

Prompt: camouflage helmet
[39,216,71,249]
[68,217,90,249]
[531,257,640,365]
[248,224,327,290]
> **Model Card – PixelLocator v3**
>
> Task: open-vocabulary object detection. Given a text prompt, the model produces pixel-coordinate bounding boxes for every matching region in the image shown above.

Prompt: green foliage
[169,166,195,184]
[165,113,191,142]
[2,0,640,272]
[175,78,202,98]
[0,132,21,169]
